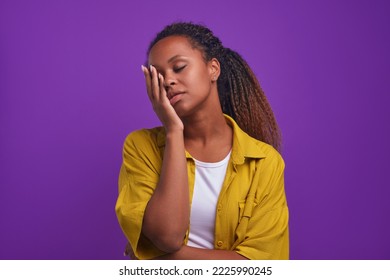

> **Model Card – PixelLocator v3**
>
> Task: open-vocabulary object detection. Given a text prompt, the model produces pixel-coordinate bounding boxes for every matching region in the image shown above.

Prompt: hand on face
[141,64,184,132]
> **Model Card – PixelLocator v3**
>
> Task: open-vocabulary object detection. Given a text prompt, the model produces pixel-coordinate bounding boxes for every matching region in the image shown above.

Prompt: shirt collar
[156,114,266,164]
[224,114,266,164]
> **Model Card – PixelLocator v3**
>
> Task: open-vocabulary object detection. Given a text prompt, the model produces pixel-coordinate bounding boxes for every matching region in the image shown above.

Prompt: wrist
[165,127,184,137]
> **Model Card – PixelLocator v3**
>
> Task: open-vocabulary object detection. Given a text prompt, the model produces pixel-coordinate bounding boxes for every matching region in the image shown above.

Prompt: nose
[163,72,177,90]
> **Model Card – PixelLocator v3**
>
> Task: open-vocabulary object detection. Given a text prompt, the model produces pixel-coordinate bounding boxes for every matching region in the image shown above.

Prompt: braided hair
[147,22,282,152]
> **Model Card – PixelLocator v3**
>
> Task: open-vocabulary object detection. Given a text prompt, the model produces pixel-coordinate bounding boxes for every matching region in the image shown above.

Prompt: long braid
[147,22,282,152]
[218,48,281,151]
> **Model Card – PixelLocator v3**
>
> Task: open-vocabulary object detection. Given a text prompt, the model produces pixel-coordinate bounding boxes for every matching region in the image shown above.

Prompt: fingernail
[141,65,146,72]
[149,65,153,73]
[158,73,162,79]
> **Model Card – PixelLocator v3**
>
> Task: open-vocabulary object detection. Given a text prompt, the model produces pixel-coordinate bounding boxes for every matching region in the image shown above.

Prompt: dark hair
[147,22,282,152]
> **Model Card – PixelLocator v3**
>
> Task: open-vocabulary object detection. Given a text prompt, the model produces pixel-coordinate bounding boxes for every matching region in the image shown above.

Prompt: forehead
[148,35,203,65]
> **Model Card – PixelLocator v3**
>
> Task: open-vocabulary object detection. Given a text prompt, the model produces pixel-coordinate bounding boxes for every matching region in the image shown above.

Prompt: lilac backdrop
[1,0,389,260]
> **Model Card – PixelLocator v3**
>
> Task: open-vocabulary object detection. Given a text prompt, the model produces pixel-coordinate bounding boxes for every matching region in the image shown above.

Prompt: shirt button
[217,204,222,211]
[217,241,223,247]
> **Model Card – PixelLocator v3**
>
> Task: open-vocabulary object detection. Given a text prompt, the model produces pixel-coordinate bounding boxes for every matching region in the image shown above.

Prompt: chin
[174,104,194,119]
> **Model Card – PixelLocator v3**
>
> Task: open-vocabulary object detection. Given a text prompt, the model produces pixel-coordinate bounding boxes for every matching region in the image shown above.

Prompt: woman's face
[148,35,219,118]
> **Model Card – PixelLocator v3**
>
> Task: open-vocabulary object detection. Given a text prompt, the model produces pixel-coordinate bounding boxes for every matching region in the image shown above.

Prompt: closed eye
[173,65,186,73]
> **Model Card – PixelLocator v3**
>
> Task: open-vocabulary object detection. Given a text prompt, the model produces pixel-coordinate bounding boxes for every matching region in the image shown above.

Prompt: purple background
[1,0,389,260]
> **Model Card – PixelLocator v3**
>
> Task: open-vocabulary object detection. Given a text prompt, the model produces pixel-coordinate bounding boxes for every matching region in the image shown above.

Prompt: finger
[150,65,160,102]
[129,251,137,260]
[158,73,168,102]
[141,65,153,102]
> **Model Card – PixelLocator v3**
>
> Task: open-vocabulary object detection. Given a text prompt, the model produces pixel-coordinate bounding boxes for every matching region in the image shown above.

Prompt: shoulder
[233,126,284,169]
[252,140,285,173]
[258,141,284,164]
[125,127,163,143]
[123,126,164,155]
[227,114,284,170]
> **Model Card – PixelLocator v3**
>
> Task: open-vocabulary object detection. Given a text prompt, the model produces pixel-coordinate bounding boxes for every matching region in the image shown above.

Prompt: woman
[115,22,289,260]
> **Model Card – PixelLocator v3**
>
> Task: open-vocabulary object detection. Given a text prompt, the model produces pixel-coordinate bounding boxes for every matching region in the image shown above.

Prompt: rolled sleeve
[234,152,289,260]
[235,206,289,259]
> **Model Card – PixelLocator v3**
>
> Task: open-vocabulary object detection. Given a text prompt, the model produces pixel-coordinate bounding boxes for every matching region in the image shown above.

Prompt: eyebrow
[148,55,188,70]
[167,55,187,63]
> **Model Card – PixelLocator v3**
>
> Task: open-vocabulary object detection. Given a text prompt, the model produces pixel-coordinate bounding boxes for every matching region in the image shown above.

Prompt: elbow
[142,215,187,253]
[149,232,184,253]
[159,239,183,253]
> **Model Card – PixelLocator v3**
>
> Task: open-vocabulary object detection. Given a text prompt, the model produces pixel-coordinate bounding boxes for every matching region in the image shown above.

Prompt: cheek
[186,68,210,89]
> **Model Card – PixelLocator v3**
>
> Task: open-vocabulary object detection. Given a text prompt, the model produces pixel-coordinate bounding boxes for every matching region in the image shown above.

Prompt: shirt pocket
[235,199,258,243]
[238,199,258,222]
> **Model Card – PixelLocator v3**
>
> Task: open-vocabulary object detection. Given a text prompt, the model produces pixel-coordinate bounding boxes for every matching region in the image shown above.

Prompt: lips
[168,91,185,106]
[168,91,185,100]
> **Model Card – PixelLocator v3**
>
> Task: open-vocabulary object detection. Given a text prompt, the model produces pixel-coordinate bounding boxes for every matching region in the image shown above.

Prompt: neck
[182,110,233,162]
[182,110,228,143]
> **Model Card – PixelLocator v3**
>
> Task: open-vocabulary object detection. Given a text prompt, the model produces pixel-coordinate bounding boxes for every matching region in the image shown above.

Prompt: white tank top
[187,150,231,249]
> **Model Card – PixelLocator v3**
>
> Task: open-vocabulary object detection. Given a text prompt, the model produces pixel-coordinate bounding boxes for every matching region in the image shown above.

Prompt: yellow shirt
[115,115,289,260]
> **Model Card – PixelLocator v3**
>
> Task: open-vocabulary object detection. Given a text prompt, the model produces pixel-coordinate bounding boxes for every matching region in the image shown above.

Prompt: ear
[208,58,221,82]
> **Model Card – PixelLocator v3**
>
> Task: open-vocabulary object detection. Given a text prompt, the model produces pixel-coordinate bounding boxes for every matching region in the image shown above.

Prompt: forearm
[153,245,247,260]
[142,130,189,252]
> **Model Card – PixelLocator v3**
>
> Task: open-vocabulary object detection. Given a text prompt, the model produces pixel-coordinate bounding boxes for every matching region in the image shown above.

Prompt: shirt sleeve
[234,152,289,260]
[115,130,166,260]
